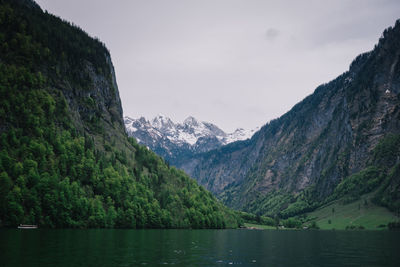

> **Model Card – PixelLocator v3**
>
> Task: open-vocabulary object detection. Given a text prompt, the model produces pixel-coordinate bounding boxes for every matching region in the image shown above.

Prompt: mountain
[0,0,239,228]
[124,114,257,165]
[180,20,400,218]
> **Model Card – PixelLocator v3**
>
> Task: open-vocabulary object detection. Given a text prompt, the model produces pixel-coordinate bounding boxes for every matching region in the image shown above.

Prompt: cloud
[265,28,279,41]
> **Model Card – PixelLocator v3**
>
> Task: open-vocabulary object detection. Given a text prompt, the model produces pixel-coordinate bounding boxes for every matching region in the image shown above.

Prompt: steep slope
[180,20,400,217]
[124,114,256,165]
[0,0,239,228]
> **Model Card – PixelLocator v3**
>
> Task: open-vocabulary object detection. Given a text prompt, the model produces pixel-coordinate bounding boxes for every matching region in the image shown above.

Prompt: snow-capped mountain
[124,114,257,164]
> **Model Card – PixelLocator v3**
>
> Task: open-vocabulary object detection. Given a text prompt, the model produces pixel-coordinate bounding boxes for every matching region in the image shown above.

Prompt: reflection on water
[0,229,399,266]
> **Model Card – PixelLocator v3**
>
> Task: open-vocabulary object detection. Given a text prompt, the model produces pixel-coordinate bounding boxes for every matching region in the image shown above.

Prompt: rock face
[60,53,124,136]
[124,115,257,165]
[180,20,400,216]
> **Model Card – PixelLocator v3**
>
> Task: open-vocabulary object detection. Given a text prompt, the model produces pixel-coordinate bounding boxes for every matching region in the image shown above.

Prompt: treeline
[0,0,110,88]
[0,0,239,229]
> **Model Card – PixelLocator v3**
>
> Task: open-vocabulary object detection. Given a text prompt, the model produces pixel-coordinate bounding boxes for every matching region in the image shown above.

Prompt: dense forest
[0,0,240,228]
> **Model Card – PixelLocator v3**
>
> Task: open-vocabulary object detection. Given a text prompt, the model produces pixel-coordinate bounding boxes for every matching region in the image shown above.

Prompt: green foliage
[280,200,315,219]
[368,134,400,212]
[0,0,239,229]
[374,163,400,212]
[281,218,302,229]
[308,221,320,229]
[372,134,400,168]
[331,166,383,200]
[241,188,318,219]
[0,0,110,87]
[238,211,274,226]
[242,191,292,217]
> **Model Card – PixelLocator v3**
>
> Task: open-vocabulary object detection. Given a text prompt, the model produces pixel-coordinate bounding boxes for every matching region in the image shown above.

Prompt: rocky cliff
[180,20,400,217]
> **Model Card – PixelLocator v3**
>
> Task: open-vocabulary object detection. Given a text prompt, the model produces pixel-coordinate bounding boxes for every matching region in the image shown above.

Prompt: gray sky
[36,0,400,132]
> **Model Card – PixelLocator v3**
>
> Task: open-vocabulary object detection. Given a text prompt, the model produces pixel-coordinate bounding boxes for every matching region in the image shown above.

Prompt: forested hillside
[179,20,400,218]
[0,0,239,228]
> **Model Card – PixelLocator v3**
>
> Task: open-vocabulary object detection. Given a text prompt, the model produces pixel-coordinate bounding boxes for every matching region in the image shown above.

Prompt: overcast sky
[36,0,400,132]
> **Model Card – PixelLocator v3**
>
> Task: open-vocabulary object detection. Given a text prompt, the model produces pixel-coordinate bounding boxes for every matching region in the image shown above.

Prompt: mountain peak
[151,114,175,131]
[124,115,258,164]
[183,116,200,126]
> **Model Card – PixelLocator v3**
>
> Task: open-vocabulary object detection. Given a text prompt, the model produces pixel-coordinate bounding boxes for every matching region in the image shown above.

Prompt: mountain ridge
[177,20,400,217]
[124,114,258,165]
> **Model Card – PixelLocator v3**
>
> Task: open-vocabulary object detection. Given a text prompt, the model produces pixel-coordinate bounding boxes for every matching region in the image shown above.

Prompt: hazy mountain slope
[124,115,256,165]
[0,0,239,228]
[180,20,400,217]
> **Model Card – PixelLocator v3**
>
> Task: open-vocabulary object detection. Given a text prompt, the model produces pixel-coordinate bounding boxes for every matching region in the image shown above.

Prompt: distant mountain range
[124,115,258,165]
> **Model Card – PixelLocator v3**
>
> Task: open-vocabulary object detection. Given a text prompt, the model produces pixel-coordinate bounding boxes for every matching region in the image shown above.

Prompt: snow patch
[124,115,259,148]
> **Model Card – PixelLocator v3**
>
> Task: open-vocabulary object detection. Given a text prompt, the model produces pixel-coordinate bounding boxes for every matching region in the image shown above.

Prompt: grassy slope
[304,193,398,230]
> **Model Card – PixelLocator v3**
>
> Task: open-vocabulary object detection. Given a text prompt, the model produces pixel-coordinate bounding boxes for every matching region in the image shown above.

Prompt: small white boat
[18,224,38,229]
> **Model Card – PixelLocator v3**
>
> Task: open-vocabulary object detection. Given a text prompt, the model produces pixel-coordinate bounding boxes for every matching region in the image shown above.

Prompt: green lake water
[1,229,399,266]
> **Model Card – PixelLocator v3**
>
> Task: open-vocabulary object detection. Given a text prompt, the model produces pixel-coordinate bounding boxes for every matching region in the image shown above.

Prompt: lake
[1,229,399,266]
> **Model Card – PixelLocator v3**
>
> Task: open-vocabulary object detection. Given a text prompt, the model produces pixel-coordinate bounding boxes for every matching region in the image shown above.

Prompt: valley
[127,20,400,227]
[1,0,399,232]
[2,1,400,266]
